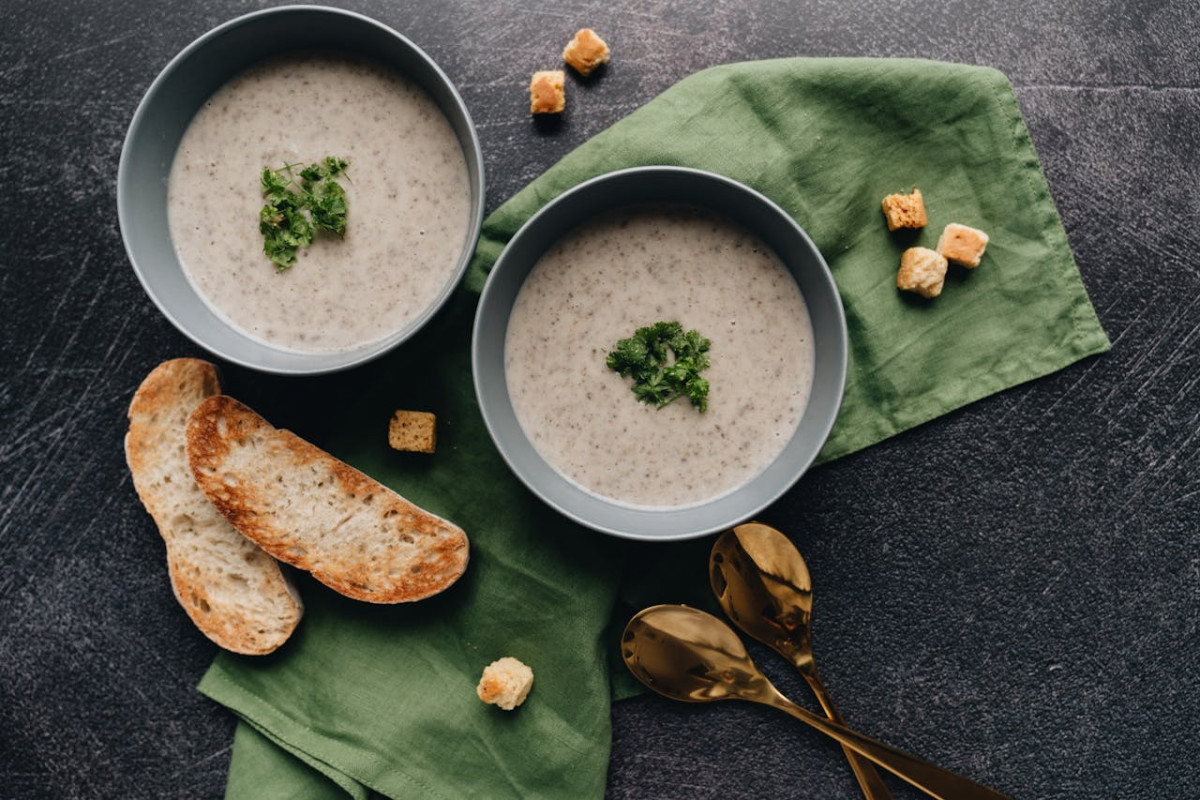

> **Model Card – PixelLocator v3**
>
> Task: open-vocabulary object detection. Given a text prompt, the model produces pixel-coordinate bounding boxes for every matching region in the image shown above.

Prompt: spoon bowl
[622,604,774,704]
[712,523,892,798]
[710,522,816,669]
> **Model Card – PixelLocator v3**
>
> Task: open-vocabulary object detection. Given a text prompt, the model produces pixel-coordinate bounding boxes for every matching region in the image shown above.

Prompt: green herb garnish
[259,156,350,270]
[606,321,712,412]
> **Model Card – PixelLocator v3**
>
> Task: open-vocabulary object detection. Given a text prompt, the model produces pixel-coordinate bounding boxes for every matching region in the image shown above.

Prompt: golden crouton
[529,70,565,114]
[897,247,948,299]
[477,657,534,711]
[563,28,610,77]
[881,188,928,231]
[937,223,990,268]
[388,410,436,454]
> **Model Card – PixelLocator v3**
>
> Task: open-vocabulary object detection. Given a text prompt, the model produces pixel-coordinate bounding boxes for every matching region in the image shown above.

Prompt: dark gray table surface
[2,1,1197,798]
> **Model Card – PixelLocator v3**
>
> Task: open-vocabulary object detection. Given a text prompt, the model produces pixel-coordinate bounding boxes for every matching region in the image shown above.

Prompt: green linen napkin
[200,57,1109,799]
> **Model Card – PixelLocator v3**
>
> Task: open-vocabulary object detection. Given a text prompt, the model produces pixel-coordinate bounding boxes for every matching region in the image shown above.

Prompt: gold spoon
[622,605,1010,800]
[711,522,893,800]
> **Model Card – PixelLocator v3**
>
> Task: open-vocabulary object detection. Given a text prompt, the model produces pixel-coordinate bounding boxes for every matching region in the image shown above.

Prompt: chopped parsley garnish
[606,321,712,412]
[259,156,350,270]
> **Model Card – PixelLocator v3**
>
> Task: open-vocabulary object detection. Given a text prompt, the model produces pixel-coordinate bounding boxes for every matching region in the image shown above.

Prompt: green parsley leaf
[606,321,712,412]
[323,156,349,176]
[308,179,348,236]
[260,167,290,199]
[298,163,324,183]
[258,157,350,271]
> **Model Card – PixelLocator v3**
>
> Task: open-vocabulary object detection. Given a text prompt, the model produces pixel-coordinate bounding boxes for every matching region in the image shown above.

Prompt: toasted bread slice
[125,359,303,655]
[186,396,469,604]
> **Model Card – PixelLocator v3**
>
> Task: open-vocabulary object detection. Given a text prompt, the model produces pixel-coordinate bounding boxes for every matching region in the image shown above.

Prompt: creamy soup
[505,206,815,509]
[168,53,471,353]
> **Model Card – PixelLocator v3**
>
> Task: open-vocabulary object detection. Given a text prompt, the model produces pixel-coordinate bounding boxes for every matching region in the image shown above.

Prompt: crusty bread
[186,396,469,604]
[125,359,303,655]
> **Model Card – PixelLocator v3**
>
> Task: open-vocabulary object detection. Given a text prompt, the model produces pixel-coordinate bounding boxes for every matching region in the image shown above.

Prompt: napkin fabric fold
[199,58,1108,799]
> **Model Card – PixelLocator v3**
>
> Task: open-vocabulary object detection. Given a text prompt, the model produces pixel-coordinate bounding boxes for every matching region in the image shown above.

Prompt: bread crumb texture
[897,247,949,298]
[881,188,928,231]
[937,222,990,268]
[477,656,534,711]
[529,70,565,114]
[563,28,610,76]
[389,410,437,454]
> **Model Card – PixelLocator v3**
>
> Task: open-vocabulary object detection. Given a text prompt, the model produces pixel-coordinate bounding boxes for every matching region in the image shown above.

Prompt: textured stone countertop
[2,1,1197,798]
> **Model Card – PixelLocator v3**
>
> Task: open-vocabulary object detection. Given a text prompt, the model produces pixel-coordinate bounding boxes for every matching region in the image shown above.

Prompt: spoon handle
[800,667,894,800]
[762,691,1010,800]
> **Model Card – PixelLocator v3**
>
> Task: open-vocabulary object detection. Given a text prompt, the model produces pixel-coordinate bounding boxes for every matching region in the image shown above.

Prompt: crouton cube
[937,223,989,268]
[477,657,534,711]
[529,70,565,114]
[562,28,610,77]
[897,247,949,299]
[881,188,928,231]
[388,410,436,454]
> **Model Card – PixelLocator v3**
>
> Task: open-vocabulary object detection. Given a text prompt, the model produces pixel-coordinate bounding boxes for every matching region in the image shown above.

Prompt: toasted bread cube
[881,188,928,231]
[477,657,534,711]
[562,28,610,77]
[529,70,565,114]
[388,410,436,454]
[937,223,989,268]
[897,247,948,299]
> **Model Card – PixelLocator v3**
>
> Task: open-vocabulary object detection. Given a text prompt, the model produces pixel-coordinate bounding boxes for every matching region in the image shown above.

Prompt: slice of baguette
[125,359,303,655]
[186,395,469,604]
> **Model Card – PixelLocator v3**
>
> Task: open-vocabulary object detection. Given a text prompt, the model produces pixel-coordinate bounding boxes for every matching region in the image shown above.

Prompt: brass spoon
[622,605,1010,800]
[711,523,893,800]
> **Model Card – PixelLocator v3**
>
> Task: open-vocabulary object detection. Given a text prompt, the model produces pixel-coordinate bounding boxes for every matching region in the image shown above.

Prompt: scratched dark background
[2,0,1198,798]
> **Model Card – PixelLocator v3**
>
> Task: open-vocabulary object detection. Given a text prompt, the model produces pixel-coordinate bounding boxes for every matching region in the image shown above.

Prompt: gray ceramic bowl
[472,167,847,541]
[118,5,484,375]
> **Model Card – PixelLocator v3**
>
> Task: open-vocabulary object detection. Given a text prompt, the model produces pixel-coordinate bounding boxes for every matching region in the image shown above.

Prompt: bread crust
[125,359,302,655]
[186,396,469,604]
